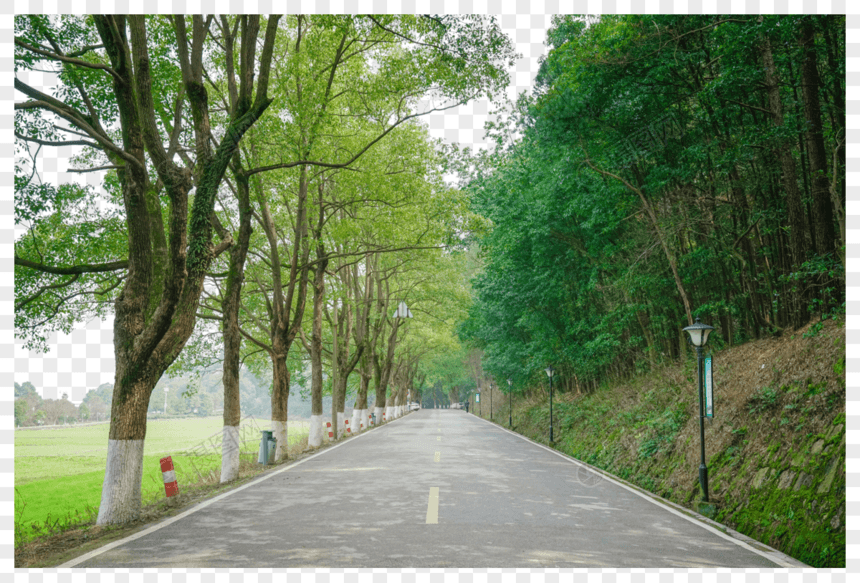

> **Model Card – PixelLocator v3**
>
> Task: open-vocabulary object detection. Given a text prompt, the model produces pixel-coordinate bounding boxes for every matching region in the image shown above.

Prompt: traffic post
[160,456,179,497]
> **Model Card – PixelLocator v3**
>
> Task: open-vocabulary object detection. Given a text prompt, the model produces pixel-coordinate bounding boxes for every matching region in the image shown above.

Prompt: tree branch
[14,130,99,149]
[68,164,121,173]
[15,38,123,83]
[15,255,129,274]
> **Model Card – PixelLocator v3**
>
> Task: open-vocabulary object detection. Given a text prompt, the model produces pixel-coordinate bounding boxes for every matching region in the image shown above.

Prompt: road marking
[426,487,439,524]
[437,436,441,441]
[438,428,441,432]
[434,451,440,462]
[469,414,804,567]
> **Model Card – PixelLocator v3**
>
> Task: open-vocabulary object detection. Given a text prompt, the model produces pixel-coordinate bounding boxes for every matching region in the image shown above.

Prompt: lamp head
[545,366,553,378]
[683,318,715,347]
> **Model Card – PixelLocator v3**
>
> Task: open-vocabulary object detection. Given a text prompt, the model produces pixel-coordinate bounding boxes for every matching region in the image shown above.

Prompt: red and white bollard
[160,456,179,497]
[326,421,334,439]
[383,412,386,423]
[345,419,351,434]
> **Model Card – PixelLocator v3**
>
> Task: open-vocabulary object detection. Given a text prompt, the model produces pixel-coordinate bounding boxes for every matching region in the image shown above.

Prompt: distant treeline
[14,364,371,426]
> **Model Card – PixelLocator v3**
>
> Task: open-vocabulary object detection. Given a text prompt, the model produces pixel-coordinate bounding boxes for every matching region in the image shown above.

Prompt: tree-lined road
[68,410,803,568]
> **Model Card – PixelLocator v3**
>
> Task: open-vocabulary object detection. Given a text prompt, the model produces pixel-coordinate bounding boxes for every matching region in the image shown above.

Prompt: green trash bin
[258,430,276,465]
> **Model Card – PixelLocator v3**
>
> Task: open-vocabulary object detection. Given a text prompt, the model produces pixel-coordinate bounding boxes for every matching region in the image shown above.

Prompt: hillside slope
[488,318,846,567]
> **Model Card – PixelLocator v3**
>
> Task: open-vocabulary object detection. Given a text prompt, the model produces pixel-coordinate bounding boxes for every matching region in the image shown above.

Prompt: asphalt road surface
[68,409,803,568]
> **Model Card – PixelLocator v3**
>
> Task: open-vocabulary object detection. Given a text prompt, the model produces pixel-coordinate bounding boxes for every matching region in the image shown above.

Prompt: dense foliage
[460,15,845,394]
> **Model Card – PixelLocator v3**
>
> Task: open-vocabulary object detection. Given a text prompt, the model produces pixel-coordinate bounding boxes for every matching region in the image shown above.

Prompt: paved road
[69,410,802,568]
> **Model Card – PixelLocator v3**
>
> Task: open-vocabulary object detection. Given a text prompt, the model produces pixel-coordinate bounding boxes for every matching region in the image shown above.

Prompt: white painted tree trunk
[308,415,323,447]
[375,406,384,423]
[273,420,288,460]
[337,411,346,437]
[97,440,144,525]
[385,405,395,420]
[351,409,362,434]
[220,425,240,483]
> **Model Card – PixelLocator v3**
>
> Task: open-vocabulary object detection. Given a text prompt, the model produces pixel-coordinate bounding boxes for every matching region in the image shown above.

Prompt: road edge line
[468,413,807,568]
[57,414,412,568]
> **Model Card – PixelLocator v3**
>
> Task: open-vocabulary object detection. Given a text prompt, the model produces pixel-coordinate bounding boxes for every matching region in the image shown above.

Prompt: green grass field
[15,416,310,543]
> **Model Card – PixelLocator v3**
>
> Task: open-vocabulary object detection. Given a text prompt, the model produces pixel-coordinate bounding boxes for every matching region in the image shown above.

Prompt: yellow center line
[426,487,439,524]
[434,451,440,462]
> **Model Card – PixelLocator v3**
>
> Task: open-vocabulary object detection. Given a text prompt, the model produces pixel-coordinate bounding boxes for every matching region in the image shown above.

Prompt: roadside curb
[469,412,808,568]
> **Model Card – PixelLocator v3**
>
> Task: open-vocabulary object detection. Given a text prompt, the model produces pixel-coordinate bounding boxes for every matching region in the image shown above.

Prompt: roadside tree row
[14,14,515,524]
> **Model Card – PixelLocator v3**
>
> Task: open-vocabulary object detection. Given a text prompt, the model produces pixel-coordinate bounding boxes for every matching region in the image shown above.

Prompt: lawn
[15,416,310,543]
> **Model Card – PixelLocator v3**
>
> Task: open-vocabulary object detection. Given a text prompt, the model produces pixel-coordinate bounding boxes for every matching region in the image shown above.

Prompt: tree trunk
[336,375,349,431]
[761,30,810,330]
[356,354,372,428]
[97,365,156,524]
[270,344,290,460]
[220,167,253,483]
[373,353,387,421]
[799,18,837,258]
[308,253,328,448]
[385,389,396,420]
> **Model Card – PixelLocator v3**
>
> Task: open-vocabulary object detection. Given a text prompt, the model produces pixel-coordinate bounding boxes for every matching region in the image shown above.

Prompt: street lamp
[164,387,169,415]
[545,366,554,443]
[683,317,715,502]
[489,382,493,422]
[507,379,513,427]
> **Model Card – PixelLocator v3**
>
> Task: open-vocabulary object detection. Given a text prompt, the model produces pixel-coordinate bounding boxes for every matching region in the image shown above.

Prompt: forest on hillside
[459,15,845,396]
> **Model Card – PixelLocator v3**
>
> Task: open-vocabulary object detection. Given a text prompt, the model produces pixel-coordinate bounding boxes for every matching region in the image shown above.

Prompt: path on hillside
[68,410,803,568]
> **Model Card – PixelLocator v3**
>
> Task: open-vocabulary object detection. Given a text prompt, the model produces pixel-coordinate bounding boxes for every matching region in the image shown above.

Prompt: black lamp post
[490,382,493,422]
[545,366,554,443]
[507,378,513,427]
[683,317,715,502]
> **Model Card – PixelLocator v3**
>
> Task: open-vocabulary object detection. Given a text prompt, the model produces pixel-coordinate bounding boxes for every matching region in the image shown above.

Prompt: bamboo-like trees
[462,15,845,393]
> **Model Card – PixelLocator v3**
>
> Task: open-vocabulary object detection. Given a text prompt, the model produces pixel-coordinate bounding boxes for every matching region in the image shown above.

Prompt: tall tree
[234,15,514,459]
[14,14,280,523]
[798,17,837,259]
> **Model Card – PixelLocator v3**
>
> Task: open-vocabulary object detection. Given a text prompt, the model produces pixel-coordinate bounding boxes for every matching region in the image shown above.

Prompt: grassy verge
[14,417,310,547]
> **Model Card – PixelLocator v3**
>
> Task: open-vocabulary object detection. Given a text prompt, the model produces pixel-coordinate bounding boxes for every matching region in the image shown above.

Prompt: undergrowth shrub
[747,385,780,415]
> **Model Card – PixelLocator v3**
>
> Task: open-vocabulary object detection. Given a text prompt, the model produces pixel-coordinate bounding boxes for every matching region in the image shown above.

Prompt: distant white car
[409,402,420,411]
